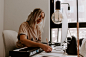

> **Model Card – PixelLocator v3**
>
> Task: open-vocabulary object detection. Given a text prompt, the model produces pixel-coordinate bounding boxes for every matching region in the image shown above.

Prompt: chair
[2,30,18,57]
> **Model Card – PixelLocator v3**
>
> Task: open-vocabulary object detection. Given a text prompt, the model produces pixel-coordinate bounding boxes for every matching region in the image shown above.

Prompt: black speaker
[66,36,77,55]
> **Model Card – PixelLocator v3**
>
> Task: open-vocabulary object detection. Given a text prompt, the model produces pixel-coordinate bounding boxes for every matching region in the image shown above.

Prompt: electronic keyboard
[9,47,43,57]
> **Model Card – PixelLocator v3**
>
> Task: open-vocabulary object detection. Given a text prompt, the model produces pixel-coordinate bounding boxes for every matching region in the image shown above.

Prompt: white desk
[32,48,77,57]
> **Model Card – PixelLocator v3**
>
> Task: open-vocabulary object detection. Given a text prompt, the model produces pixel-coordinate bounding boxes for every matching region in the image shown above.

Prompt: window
[52,28,62,42]
[50,0,86,43]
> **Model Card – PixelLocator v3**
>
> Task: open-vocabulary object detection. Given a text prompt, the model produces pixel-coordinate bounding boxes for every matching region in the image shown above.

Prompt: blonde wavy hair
[26,8,45,32]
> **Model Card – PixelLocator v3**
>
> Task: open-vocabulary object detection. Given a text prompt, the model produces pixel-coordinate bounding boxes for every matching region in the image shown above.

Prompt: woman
[16,8,52,52]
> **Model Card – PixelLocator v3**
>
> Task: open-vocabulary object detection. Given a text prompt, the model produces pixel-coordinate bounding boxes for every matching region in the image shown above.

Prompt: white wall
[0,0,4,57]
[4,0,50,42]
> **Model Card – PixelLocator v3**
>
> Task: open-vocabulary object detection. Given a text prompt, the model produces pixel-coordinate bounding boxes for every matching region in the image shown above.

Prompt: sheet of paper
[32,49,77,57]
[32,49,64,57]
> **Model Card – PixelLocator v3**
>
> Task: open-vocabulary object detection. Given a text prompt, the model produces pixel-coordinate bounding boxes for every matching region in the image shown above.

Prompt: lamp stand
[76,0,79,57]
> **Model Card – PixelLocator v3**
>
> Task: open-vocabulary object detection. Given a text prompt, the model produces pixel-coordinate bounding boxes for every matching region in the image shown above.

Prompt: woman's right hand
[39,44,52,52]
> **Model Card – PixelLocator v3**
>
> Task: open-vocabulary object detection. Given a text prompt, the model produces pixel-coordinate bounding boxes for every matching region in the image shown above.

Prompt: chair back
[2,30,18,57]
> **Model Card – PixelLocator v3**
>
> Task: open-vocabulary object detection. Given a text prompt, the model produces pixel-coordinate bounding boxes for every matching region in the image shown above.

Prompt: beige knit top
[16,22,42,48]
